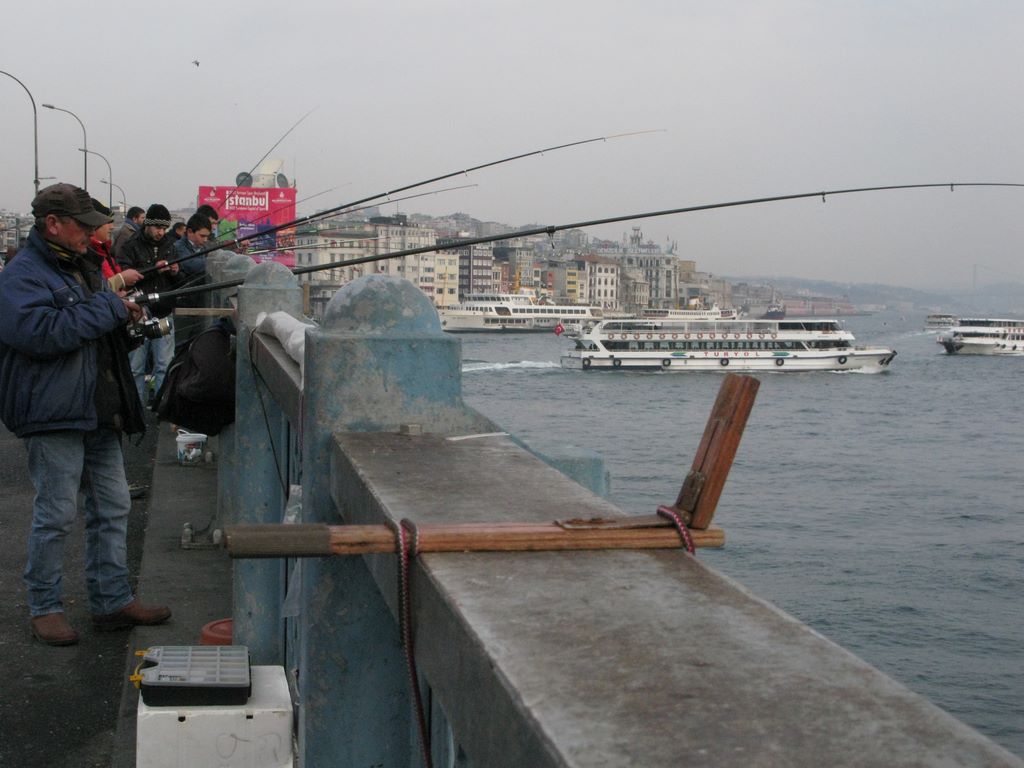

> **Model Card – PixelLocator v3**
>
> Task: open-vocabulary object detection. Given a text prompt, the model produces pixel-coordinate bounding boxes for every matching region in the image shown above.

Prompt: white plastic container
[176,430,208,466]
[136,665,293,767]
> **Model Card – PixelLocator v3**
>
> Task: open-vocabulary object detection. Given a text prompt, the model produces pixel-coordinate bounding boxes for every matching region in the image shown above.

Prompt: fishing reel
[127,316,172,343]
[125,287,176,320]
[125,288,159,305]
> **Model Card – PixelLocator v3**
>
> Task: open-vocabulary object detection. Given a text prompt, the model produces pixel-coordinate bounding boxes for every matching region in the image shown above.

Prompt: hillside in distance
[727,276,1024,316]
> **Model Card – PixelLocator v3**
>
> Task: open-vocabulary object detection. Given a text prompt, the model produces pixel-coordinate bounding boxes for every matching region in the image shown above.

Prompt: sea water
[459,312,1023,757]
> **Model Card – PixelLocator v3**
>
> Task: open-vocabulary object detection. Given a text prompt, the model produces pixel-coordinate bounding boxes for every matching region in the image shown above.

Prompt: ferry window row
[602,340,851,352]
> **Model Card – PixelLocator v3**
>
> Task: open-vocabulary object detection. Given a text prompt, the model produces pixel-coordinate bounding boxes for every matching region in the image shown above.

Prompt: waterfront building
[619,268,651,315]
[678,270,734,310]
[546,255,620,308]
[1,211,28,256]
[493,241,536,289]
[592,226,684,310]
[369,215,439,300]
[547,262,583,303]
[579,254,620,309]
[293,225,376,319]
[432,251,460,309]
[440,236,496,298]
[478,220,514,237]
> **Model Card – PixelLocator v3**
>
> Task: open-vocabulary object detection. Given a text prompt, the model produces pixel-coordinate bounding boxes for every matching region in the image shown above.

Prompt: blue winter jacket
[0,228,131,437]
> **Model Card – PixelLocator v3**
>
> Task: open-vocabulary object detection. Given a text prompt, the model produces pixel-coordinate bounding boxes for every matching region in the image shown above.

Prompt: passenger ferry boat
[561,317,896,372]
[937,318,1024,355]
[639,304,738,321]
[439,293,603,333]
[925,313,958,330]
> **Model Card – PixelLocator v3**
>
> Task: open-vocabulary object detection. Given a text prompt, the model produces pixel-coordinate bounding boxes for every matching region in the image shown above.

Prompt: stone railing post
[232,260,303,664]
[214,254,258,528]
[296,275,488,767]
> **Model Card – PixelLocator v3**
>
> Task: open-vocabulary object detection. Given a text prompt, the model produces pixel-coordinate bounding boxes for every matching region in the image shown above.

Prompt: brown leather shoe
[92,599,171,631]
[30,613,80,646]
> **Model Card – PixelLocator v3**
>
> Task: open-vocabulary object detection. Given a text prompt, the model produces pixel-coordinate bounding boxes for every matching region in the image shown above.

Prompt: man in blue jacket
[0,183,171,646]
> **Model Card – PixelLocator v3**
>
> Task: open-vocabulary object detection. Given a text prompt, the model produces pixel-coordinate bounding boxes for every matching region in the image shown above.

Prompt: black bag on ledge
[153,319,236,435]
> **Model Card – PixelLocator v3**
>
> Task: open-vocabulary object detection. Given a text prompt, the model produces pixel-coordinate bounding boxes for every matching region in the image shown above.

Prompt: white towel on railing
[254,311,315,382]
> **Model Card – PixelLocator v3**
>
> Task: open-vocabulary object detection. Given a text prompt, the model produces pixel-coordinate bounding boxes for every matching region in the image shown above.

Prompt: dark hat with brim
[91,198,114,224]
[32,183,109,227]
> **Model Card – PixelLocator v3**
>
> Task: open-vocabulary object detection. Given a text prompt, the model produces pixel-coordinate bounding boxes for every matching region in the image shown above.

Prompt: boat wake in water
[462,360,561,373]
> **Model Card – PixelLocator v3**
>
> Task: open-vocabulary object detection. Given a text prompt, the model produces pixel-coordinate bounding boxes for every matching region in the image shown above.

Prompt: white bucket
[176,430,208,466]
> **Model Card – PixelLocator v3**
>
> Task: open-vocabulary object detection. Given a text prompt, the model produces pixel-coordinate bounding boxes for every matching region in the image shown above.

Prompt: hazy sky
[3,1,1022,290]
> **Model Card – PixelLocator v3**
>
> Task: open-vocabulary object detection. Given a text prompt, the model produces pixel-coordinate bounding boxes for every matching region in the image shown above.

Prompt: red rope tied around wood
[656,506,696,555]
[388,518,433,768]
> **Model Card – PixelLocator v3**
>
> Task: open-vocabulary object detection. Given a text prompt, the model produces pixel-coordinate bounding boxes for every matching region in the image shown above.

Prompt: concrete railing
[223,264,1021,767]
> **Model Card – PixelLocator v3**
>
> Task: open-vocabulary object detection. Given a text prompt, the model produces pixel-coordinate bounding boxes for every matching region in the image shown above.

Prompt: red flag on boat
[554,323,565,336]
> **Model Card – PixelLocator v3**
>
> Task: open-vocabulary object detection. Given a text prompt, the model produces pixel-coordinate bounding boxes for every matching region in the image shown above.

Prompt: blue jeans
[23,429,134,616]
[130,317,175,403]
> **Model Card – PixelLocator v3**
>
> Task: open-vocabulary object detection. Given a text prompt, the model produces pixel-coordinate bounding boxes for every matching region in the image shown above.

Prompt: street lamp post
[100,179,126,214]
[81,149,113,210]
[0,70,40,196]
[42,103,87,191]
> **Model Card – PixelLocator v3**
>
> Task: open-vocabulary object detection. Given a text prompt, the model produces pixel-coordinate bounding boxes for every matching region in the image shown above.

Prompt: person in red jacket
[89,200,142,292]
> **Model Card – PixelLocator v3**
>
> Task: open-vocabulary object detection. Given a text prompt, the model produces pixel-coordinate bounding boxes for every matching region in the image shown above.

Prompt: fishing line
[146,130,662,275]
[135,181,1024,305]
[143,183,478,276]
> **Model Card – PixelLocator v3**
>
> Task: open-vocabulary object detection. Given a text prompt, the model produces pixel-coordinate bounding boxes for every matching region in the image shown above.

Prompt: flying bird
[192,60,200,67]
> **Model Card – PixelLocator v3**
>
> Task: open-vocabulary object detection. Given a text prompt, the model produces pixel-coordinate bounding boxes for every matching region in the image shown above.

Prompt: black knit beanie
[144,204,171,227]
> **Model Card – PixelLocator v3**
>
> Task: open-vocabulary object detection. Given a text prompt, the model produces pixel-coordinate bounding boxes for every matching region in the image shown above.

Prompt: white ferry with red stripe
[561,317,896,372]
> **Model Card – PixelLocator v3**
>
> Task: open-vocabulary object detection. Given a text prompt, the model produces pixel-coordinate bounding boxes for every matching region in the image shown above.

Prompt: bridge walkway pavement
[0,417,229,768]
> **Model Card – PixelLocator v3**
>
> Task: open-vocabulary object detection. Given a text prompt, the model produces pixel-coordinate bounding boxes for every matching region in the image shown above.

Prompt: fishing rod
[244,108,316,184]
[142,182,478,276]
[233,183,352,234]
[216,108,316,206]
[139,130,662,276]
[132,182,1024,306]
[127,108,316,282]
[195,107,313,241]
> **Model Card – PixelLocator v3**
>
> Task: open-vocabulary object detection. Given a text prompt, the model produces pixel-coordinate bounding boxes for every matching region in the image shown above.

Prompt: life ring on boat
[746,333,752,339]
[775,358,785,367]
[633,334,640,340]
[696,333,703,339]
[659,333,666,339]
[709,333,716,339]
[582,358,591,369]
[734,334,740,340]
[720,358,729,367]
[661,359,671,368]
[771,333,778,339]
[671,333,678,339]
[838,356,847,365]
[684,333,690,339]
[646,333,653,339]
[612,358,622,368]
[758,333,765,339]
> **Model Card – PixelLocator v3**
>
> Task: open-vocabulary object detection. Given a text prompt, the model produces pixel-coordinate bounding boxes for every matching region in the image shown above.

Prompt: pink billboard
[197,186,297,268]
